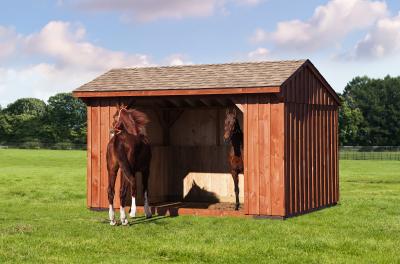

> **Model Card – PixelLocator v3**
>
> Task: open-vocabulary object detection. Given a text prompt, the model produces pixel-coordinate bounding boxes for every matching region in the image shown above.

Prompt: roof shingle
[74,59,306,92]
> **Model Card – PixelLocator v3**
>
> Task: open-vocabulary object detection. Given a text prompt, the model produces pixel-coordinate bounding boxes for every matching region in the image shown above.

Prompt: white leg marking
[144,192,152,219]
[129,196,136,218]
[109,204,116,226]
[120,206,128,226]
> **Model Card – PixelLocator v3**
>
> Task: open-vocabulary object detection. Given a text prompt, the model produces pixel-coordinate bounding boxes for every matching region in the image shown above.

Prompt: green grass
[340,151,400,160]
[0,149,399,263]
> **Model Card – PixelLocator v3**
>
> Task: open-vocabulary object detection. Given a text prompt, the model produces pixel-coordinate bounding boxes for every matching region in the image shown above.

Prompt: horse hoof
[121,219,129,226]
[145,213,152,219]
[129,212,136,218]
[110,220,117,226]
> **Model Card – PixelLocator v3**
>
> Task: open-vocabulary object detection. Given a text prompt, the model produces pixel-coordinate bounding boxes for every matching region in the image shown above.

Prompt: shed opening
[98,95,246,216]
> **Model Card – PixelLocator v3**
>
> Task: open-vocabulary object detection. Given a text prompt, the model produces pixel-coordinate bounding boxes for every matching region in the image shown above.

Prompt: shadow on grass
[99,215,171,226]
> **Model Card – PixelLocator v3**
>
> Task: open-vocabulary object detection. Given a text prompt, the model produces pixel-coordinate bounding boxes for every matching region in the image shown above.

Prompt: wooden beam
[73,86,281,98]
[199,98,212,107]
[231,96,245,113]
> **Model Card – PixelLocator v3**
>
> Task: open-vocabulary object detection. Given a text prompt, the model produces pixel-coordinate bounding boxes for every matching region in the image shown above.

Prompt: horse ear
[226,108,230,115]
[120,109,137,135]
[232,108,237,116]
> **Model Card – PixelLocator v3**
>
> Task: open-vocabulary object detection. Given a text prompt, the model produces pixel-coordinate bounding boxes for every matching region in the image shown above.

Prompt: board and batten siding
[282,65,339,217]
[243,94,285,217]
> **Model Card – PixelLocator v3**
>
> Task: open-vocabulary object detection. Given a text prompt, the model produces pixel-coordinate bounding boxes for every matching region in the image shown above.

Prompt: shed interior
[109,95,245,213]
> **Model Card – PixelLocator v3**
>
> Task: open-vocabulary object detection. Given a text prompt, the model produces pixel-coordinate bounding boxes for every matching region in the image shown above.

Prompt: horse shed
[73,59,340,218]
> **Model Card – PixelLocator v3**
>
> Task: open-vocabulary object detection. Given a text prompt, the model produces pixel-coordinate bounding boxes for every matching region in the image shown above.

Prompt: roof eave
[72,86,281,98]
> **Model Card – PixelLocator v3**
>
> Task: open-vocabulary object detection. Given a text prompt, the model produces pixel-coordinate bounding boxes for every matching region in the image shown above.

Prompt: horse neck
[230,120,243,157]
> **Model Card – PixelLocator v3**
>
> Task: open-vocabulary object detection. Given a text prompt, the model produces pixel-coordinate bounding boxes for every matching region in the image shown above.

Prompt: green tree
[47,93,86,144]
[0,98,47,144]
[4,98,46,116]
[342,75,400,145]
[338,95,364,145]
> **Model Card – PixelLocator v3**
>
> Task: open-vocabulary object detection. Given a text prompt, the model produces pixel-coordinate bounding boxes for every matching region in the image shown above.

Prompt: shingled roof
[74,59,307,92]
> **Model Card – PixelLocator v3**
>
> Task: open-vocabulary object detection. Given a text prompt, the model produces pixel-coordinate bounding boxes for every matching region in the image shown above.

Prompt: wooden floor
[135,202,245,217]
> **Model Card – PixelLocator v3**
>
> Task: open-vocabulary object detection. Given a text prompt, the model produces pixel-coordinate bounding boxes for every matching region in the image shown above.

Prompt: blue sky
[1,0,400,106]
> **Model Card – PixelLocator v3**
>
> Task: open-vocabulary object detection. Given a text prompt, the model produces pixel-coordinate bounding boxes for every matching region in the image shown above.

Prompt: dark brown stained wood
[281,65,340,106]
[293,104,301,213]
[73,86,281,98]
[270,102,285,216]
[328,110,335,203]
[325,108,330,205]
[311,104,315,208]
[243,98,249,215]
[335,110,339,202]
[295,74,300,104]
[87,106,92,208]
[309,105,313,210]
[291,103,295,215]
[304,103,309,211]
[291,103,296,214]
[320,106,324,206]
[328,109,333,204]
[288,78,295,102]
[333,109,339,203]
[337,111,340,202]
[247,95,260,215]
[324,108,328,206]
[258,95,271,215]
[303,104,307,211]
[305,69,309,104]
[298,103,304,212]
[284,104,293,215]
[91,101,100,208]
[316,105,321,208]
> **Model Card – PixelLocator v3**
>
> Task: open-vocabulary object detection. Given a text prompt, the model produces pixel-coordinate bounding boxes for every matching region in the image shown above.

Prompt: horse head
[223,108,238,142]
[111,104,149,136]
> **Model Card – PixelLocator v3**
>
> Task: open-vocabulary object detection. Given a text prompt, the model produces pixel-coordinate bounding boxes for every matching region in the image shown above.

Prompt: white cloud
[73,0,224,22]
[247,47,270,61]
[250,28,268,44]
[0,64,99,106]
[0,26,19,61]
[164,54,193,66]
[71,0,263,22]
[236,0,263,6]
[265,0,388,51]
[351,13,400,59]
[0,20,156,106]
[24,21,151,71]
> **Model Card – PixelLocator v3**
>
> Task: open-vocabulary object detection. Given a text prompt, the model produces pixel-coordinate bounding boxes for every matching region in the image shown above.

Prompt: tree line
[339,75,400,146]
[0,93,86,148]
[0,75,399,147]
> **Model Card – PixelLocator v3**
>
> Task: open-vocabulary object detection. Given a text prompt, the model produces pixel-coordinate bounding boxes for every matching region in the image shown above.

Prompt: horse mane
[126,109,149,130]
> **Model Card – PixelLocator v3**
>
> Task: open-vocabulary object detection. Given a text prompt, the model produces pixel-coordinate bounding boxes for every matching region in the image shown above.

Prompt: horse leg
[231,170,240,210]
[119,174,129,226]
[116,150,136,225]
[129,172,137,218]
[107,156,118,226]
[142,168,152,218]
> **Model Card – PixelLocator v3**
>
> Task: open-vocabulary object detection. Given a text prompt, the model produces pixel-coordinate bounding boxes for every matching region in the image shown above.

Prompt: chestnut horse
[223,108,244,210]
[107,106,152,225]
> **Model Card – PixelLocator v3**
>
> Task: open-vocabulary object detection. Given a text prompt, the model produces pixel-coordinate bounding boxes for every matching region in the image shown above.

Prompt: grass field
[0,149,399,263]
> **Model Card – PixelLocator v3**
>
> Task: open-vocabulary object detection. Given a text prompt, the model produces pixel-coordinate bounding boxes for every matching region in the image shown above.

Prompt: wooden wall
[85,72,339,218]
[282,65,339,217]
[243,94,285,216]
[86,101,242,209]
